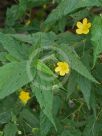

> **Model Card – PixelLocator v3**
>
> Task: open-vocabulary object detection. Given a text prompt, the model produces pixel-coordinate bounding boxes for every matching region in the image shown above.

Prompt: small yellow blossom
[55,62,70,76]
[19,90,31,104]
[25,20,31,26]
[43,4,47,9]
[76,18,91,34]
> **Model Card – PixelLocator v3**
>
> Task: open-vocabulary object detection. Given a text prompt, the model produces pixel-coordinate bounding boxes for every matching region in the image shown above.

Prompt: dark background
[0,0,16,27]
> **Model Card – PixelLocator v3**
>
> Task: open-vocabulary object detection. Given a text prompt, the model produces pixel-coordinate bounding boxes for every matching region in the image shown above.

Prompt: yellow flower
[19,90,31,104]
[55,62,70,76]
[76,18,91,34]
[43,4,47,9]
[25,20,31,26]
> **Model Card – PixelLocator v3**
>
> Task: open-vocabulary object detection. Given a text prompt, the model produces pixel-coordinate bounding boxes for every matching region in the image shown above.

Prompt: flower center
[82,24,88,31]
[60,64,68,71]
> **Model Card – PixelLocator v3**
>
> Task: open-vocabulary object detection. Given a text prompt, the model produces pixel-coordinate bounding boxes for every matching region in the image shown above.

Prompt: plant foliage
[0,0,102,136]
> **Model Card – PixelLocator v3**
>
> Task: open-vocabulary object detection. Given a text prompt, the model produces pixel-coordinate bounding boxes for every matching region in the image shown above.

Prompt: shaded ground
[0,0,16,27]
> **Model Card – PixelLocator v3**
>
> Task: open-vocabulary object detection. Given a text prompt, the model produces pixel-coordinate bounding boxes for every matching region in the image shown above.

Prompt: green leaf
[37,60,55,76]
[20,109,39,127]
[44,0,102,27]
[53,96,61,116]
[40,112,52,136]
[90,91,96,117]
[91,16,102,65]
[40,96,61,136]
[67,71,77,97]
[4,122,17,136]
[31,73,56,129]
[0,33,31,61]
[93,63,102,82]
[0,131,3,136]
[0,52,7,62]
[0,95,17,113]
[5,5,19,27]
[77,53,92,109]
[77,75,91,109]
[55,44,97,83]
[0,112,11,124]
[0,61,35,99]
[19,0,49,9]
[11,32,56,46]
[61,129,81,136]
[5,0,49,27]
[56,32,83,45]
[83,116,95,136]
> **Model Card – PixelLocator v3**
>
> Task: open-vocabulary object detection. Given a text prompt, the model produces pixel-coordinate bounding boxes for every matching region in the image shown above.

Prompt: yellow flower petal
[59,71,65,76]
[55,61,70,76]
[76,22,83,29]
[63,62,70,72]
[76,18,91,35]
[63,62,69,66]
[83,29,89,34]
[25,20,31,26]
[87,23,91,28]
[19,90,31,104]
[83,18,88,25]
[76,29,83,34]
[55,67,60,72]
[57,62,63,66]
[65,68,70,74]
